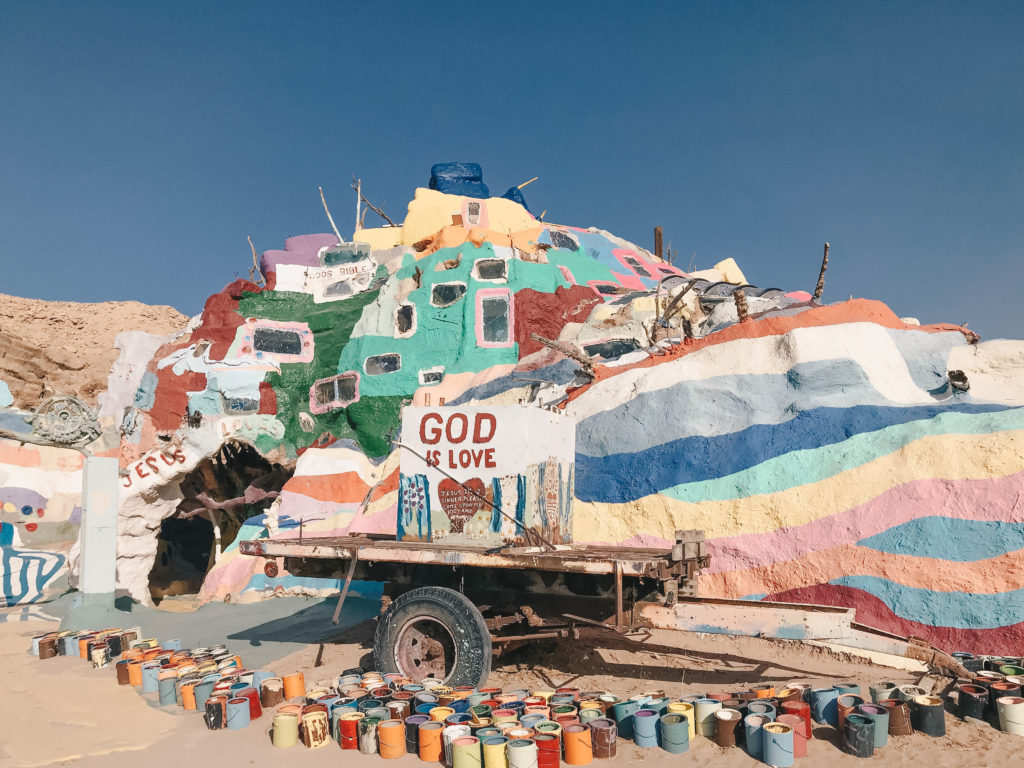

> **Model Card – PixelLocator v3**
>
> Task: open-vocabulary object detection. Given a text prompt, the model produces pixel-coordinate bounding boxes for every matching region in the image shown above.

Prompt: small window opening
[396,304,415,334]
[366,354,402,375]
[466,201,481,225]
[481,296,510,344]
[419,367,445,385]
[622,256,652,278]
[431,283,467,307]
[253,327,302,355]
[549,231,579,251]
[475,259,507,281]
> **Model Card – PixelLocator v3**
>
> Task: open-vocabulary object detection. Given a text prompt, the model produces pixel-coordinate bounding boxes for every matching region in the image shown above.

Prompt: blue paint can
[141,663,161,694]
[611,699,641,740]
[811,687,840,726]
[158,676,177,706]
[227,697,251,730]
[163,639,183,651]
[633,708,660,748]
[743,713,770,759]
[659,714,690,754]
[746,700,776,720]
[762,722,795,767]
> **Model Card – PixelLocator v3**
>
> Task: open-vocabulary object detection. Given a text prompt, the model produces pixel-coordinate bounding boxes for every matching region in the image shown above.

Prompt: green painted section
[546,246,622,285]
[236,282,402,458]
[338,244,572,397]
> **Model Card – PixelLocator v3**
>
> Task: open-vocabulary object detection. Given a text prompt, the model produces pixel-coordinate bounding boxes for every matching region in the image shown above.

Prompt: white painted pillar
[79,456,119,595]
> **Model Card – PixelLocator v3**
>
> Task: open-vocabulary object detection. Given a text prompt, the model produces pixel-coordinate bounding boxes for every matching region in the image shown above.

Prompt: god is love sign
[398,405,575,544]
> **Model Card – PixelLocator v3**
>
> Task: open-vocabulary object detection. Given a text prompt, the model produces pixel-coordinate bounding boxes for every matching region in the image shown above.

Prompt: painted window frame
[547,229,580,252]
[613,250,654,279]
[309,371,360,414]
[475,287,515,348]
[364,353,403,376]
[587,280,622,298]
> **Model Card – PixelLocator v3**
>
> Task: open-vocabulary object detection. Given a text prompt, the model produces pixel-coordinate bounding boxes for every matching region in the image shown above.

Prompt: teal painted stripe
[663,408,1024,503]
[829,575,1024,630]
[859,517,1024,562]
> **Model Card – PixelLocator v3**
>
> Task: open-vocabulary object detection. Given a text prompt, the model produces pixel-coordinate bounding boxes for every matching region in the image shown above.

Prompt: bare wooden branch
[351,176,396,226]
[319,186,344,243]
[517,176,539,189]
[413,265,423,288]
[354,177,362,233]
[530,333,595,377]
[813,242,830,302]
[654,226,664,260]
[733,288,750,323]
[247,236,265,287]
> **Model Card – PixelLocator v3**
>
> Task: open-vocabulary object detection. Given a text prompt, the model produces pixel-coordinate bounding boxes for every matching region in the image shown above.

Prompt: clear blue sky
[2,1,1021,339]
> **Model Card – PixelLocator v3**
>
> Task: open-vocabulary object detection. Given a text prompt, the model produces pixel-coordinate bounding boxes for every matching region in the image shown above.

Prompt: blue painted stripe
[829,575,1024,629]
[663,407,1024,502]
[578,359,928,457]
[859,518,1024,562]
[576,403,1011,503]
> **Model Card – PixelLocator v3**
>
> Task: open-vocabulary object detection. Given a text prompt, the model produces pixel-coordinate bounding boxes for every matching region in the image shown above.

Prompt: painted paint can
[666,701,695,741]
[91,645,111,669]
[780,700,811,737]
[854,703,888,748]
[751,684,775,698]
[841,713,873,757]
[810,687,840,726]
[419,720,445,762]
[302,707,331,749]
[282,672,305,699]
[586,717,615,759]
[956,684,989,721]
[450,736,481,768]
[632,708,659,748]
[564,724,593,765]
[158,675,177,706]
[506,739,539,768]
[776,714,808,758]
[762,722,794,768]
[226,697,250,730]
[713,708,742,748]
[989,681,1022,709]
[259,677,284,708]
[204,697,227,730]
[520,714,545,730]
[743,714,770,759]
[405,714,429,753]
[868,681,898,704]
[115,660,132,685]
[836,694,865,734]
[61,634,80,657]
[746,700,776,720]
[878,699,912,735]
[358,716,382,754]
[339,711,365,749]
[693,698,722,737]
[534,734,559,768]
[910,695,945,737]
[997,696,1024,735]
[444,724,472,766]
[272,711,299,748]
[832,682,861,696]
[895,685,927,702]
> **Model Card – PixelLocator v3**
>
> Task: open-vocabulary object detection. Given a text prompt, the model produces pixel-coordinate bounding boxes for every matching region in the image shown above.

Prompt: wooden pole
[319,186,344,243]
[654,226,664,260]
[813,242,830,302]
[733,288,750,323]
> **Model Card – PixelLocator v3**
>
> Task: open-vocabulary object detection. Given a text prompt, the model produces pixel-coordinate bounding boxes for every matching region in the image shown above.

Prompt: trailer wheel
[374,586,491,687]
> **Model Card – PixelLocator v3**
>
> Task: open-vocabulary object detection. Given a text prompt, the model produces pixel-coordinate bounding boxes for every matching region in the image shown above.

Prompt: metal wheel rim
[394,615,458,683]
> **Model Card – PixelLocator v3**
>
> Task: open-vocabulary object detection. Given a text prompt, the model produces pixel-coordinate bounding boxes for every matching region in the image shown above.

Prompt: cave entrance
[147,440,291,603]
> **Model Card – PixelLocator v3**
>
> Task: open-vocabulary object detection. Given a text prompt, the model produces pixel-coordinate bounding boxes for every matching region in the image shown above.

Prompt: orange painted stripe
[0,443,41,468]
[283,472,371,503]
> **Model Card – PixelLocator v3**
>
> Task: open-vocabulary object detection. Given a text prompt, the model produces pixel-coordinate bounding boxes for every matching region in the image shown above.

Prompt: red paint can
[535,733,561,767]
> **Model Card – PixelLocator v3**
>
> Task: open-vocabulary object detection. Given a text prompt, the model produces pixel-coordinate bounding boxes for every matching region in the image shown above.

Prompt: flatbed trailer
[239,530,968,687]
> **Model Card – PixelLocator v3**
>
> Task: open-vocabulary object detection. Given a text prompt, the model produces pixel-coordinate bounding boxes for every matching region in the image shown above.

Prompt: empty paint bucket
[693,698,722,737]
[811,687,840,726]
[611,700,640,740]
[878,699,912,735]
[534,734,559,768]
[989,681,1022,709]
[869,682,897,703]
[836,694,865,733]
[272,711,299,748]
[776,714,808,758]
[589,717,617,758]
[896,685,927,701]
[712,708,741,748]
[746,700,776,720]
[956,684,989,721]
[633,709,660,747]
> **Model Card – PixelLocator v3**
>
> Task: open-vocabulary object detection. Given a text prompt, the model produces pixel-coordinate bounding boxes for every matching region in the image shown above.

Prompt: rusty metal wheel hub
[394,615,458,682]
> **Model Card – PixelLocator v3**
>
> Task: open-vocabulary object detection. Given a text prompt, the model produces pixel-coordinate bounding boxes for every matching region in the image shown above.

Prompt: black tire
[374,586,492,687]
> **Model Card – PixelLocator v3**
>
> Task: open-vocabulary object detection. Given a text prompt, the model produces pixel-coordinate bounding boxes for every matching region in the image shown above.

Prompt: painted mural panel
[398,405,575,546]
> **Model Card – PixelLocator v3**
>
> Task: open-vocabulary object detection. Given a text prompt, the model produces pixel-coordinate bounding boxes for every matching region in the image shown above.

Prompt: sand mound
[0,293,190,409]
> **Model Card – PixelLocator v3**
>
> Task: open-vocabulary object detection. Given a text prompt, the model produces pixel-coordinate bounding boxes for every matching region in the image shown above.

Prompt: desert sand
[2,598,1022,767]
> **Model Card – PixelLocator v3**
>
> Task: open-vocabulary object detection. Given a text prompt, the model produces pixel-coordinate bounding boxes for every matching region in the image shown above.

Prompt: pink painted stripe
[706,470,1024,573]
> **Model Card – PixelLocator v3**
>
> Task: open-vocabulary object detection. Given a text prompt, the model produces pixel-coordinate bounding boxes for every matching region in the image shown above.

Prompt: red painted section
[513,285,602,357]
[187,279,261,359]
[565,299,976,406]
[151,368,207,431]
[258,381,277,415]
[765,584,1022,656]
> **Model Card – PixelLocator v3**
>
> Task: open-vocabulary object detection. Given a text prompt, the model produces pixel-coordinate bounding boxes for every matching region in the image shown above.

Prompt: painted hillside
[6,164,1024,657]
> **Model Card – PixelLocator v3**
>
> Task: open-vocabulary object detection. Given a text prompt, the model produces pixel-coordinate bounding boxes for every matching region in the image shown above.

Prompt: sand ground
[1,598,1021,767]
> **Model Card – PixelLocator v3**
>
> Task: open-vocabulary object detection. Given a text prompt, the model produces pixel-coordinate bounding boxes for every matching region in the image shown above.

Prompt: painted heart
[437,477,486,534]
